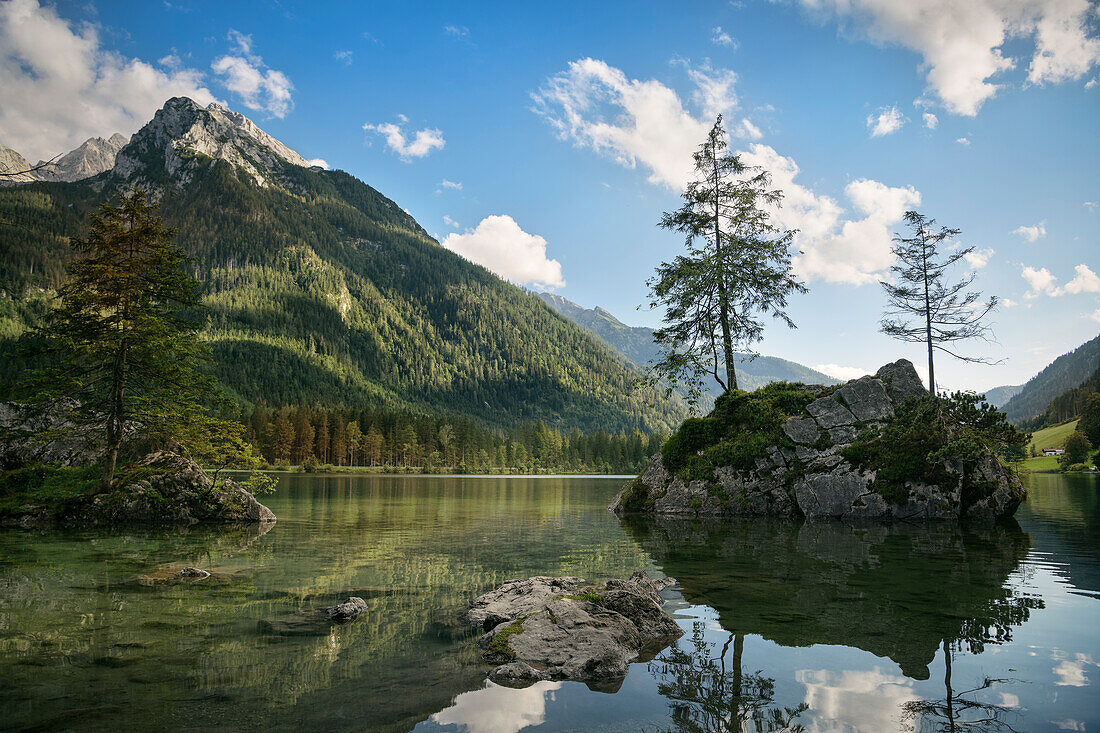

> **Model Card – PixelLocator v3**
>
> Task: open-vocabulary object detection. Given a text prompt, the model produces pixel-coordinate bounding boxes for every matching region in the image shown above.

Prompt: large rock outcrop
[610,360,1024,522]
[466,572,683,691]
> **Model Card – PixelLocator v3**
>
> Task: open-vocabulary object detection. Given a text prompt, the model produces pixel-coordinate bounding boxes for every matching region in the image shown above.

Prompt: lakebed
[1,472,1097,732]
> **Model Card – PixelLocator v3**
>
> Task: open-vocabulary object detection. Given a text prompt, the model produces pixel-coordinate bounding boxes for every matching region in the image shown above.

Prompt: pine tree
[879,211,998,395]
[18,189,236,487]
[647,115,805,406]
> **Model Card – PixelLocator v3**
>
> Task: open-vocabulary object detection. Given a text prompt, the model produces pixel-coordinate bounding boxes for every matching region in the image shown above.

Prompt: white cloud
[712,26,737,47]
[684,61,740,121]
[1085,201,1098,211]
[735,117,763,140]
[363,118,445,160]
[964,247,994,269]
[443,214,460,228]
[867,105,906,136]
[1012,221,1046,241]
[334,50,353,66]
[535,58,921,285]
[440,179,463,190]
[1088,77,1099,89]
[1063,264,1100,294]
[212,30,293,117]
[1090,307,1100,323]
[0,0,216,161]
[814,363,873,381]
[442,215,565,289]
[1002,297,1018,307]
[306,158,328,168]
[1022,265,1058,297]
[444,24,469,37]
[430,679,562,733]
[532,57,726,190]
[956,136,971,146]
[922,111,938,129]
[795,0,1100,116]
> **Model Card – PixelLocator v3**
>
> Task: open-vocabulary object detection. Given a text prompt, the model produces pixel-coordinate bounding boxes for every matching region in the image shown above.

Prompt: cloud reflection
[796,667,918,732]
[429,679,563,733]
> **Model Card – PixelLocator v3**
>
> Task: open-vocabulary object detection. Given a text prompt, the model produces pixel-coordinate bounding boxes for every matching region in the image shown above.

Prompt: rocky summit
[466,572,683,691]
[610,359,1026,522]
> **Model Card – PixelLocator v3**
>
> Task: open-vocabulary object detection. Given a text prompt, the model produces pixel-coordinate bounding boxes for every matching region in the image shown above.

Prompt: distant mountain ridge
[536,292,840,391]
[1001,332,1100,425]
[1,134,129,183]
[0,97,685,435]
[981,384,1023,409]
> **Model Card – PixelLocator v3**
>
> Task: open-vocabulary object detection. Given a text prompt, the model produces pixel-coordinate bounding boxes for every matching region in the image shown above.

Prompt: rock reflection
[622,516,1042,681]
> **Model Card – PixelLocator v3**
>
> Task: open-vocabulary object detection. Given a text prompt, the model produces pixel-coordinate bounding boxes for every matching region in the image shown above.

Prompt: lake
[1,472,1097,732]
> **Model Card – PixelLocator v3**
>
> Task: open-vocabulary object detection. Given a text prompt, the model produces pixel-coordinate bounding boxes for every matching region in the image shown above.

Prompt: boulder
[178,567,211,579]
[468,571,682,690]
[875,359,928,404]
[782,417,822,445]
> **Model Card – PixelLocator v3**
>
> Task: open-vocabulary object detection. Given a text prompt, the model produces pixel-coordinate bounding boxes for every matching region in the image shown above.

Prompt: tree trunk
[713,146,737,391]
[103,340,127,489]
[922,231,935,395]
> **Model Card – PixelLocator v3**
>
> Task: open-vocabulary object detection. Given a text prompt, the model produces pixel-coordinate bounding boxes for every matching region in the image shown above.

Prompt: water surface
[1,472,1097,731]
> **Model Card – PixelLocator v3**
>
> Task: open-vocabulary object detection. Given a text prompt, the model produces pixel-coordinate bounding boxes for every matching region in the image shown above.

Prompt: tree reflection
[901,641,1022,733]
[650,621,807,733]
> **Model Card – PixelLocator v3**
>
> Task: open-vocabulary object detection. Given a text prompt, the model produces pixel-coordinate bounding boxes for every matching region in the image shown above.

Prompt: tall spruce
[647,115,805,407]
[19,189,235,488]
[879,211,998,395]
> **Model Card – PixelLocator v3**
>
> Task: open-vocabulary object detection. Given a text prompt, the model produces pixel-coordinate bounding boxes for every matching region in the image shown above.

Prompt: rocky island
[611,359,1026,521]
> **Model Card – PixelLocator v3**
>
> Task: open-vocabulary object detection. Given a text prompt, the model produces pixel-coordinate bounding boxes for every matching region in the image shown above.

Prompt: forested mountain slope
[1001,333,1100,425]
[0,97,684,434]
[536,292,839,391]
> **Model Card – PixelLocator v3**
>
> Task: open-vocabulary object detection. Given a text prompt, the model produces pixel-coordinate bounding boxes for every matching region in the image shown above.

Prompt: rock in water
[326,597,368,622]
[178,567,211,579]
[467,571,682,690]
[609,359,1026,522]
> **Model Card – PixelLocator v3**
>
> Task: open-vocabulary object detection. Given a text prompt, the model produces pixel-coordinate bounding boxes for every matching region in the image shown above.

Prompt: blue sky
[1,0,1098,391]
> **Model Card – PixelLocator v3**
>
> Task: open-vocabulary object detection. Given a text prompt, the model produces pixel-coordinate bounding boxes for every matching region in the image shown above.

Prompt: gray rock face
[610,359,1024,522]
[876,359,929,404]
[114,97,312,188]
[469,571,682,690]
[326,597,368,622]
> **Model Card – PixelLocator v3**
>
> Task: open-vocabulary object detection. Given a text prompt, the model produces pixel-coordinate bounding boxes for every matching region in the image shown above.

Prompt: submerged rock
[326,597,369,622]
[178,567,211,579]
[609,359,1025,522]
[467,571,682,690]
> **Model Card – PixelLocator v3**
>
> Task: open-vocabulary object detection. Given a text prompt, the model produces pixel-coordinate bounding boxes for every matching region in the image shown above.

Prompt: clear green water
[1,472,1097,732]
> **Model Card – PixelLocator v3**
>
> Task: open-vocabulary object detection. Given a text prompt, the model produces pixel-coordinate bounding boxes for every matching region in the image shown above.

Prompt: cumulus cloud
[211,30,293,118]
[440,179,463,190]
[535,58,921,285]
[442,215,565,289]
[532,58,725,190]
[1012,221,1046,241]
[363,118,445,159]
[964,247,994,269]
[922,112,938,129]
[1022,265,1058,297]
[734,117,763,140]
[867,105,906,136]
[1085,201,1098,211]
[956,137,971,146]
[0,0,216,161]
[1063,264,1100,294]
[306,158,329,168]
[712,26,737,47]
[794,0,1100,116]
[1091,307,1100,323]
[814,363,873,381]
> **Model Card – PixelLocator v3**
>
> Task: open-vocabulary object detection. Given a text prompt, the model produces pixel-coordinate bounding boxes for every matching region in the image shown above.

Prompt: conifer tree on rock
[646,115,805,408]
[879,211,998,395]
[19,189,249,488]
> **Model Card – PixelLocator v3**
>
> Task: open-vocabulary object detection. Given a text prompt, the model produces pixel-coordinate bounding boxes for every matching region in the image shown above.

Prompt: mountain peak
[113,96,311,187]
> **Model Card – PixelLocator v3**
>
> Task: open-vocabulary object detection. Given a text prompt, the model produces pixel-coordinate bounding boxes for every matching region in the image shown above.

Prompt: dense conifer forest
[0,135,686,469]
